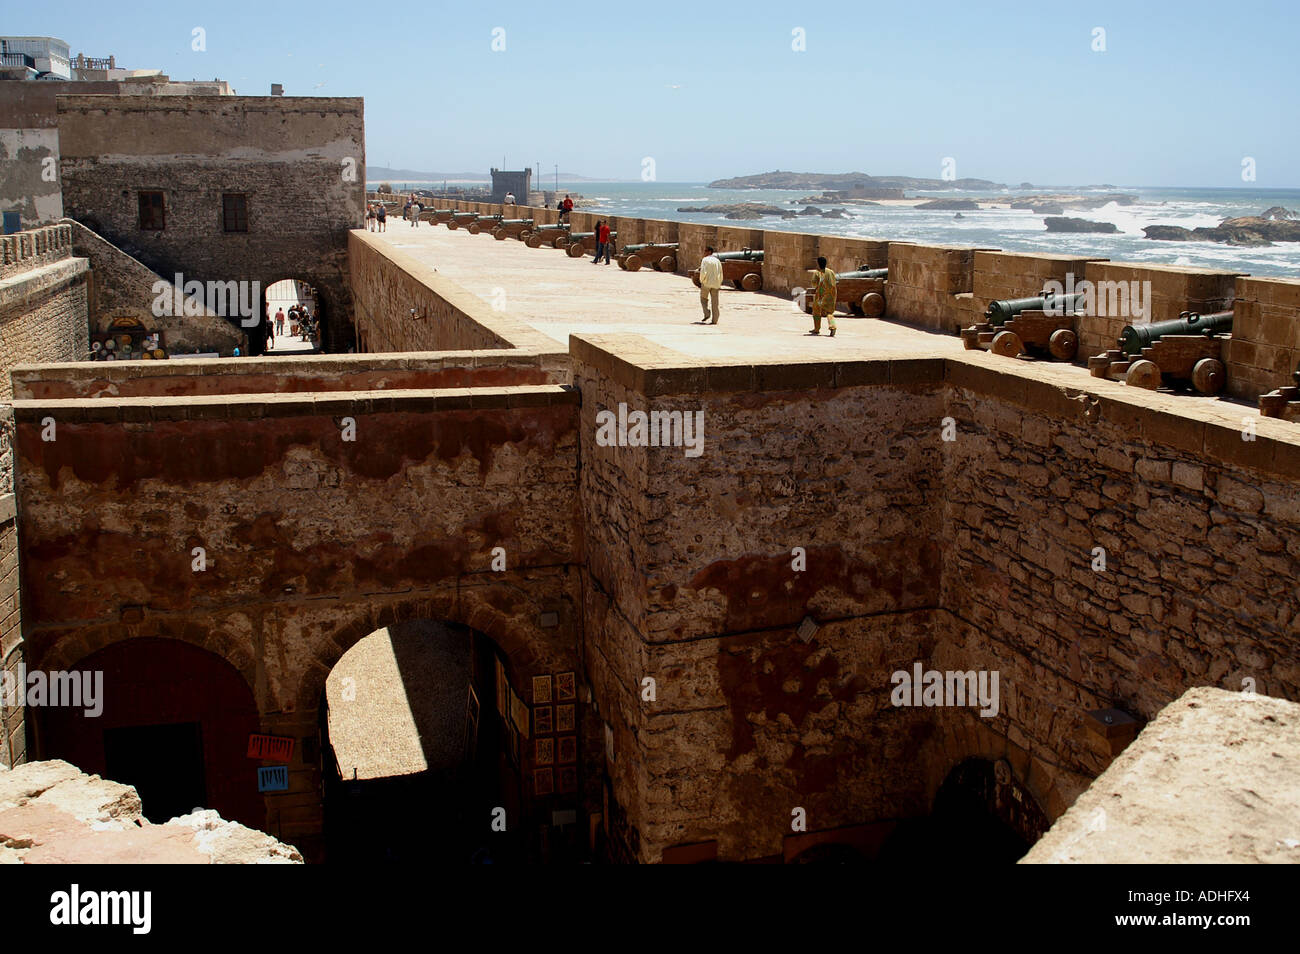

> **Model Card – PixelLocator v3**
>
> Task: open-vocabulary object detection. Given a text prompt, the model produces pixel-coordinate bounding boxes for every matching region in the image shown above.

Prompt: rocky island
[1044,216,1120,233]
[1143,207,1299,246]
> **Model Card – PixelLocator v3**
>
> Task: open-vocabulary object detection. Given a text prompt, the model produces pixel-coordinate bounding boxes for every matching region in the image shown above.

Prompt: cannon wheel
[624,254,642,272]
[493,228,507,240]
[658,255,677,272]
[990,330,1023,358]
[1125,359,1162,390]
[1048,328,1079,361]
[553,236,568,249]
[447,220,459,230]
[516,229,531,242]
[566,242,586,258]
[467,223,482,235]
[860,292,886,318]
[1191,357,1226,395]
[960,327,982,351]
[741,272,762,291]
[525,234,542,249]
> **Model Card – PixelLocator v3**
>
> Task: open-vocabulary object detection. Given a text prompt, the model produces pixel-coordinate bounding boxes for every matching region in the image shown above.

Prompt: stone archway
[36,637,264,830]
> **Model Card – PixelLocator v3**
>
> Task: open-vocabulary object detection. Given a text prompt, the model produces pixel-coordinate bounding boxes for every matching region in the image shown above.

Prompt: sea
[369,181,1300,279]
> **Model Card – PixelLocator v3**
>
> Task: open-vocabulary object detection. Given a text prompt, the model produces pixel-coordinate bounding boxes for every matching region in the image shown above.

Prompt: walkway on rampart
[372,226,965,362]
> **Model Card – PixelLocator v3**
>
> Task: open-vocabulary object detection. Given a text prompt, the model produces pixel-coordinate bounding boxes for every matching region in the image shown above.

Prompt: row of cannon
[961,288,1236,395]
[427,210,898,315]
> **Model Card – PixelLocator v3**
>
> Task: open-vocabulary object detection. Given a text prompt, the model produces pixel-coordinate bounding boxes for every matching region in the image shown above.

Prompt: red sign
[247,734,295,762]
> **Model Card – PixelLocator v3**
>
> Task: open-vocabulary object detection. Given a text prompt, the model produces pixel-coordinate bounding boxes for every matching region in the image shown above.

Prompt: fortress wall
[1225,276,1300,401]
[0,226,89,402]
[886,243,992,332]
[942,356,1300,783]
[569,335,1300,861]
[1077,262,1242,365]
[761,230,819,298]
[10,350,567,400]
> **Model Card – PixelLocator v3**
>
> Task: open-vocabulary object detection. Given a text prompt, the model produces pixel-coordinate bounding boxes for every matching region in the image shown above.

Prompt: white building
[0,36,72,80]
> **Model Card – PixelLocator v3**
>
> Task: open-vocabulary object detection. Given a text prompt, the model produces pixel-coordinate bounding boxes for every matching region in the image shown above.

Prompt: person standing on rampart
[696,246,723,325]
[808,256,838,337]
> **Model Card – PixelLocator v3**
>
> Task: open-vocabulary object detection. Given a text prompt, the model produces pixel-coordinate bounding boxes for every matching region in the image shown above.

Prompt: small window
[138,191,165,231]
[222,193,248,233]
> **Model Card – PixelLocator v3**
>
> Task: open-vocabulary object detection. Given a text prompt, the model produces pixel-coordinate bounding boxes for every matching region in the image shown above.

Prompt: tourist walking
[275,307,286,337]
[808,256,838,337]
[696,246,723,325]
[592,220,612,265]
[366,204,376,231]
[376,203,387,231]
[410,199,422,227]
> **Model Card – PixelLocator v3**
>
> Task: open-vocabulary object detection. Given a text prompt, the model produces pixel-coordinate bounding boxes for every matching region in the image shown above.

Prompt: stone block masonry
[1226,276,1300,401]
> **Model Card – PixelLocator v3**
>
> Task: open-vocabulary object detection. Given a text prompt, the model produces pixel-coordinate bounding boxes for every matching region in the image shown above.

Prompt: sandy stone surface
[325,620,472,781]
[0,760,301,864]
[1023,687,1300,863]
[374,225,968,362]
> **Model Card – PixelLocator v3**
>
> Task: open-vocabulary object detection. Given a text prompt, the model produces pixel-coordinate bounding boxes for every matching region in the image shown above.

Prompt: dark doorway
[103,722,206,823]
[877,758,1039,863]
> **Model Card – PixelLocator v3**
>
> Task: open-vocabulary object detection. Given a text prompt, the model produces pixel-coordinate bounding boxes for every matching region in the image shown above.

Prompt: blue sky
[11,0,1299,186]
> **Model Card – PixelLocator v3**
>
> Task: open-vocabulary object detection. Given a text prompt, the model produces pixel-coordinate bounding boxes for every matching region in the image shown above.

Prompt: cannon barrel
[1119,310,1233,356]
[985,291,1086,326]
[623,242,679,253]
[715,249,763,262]
[496,218,534,225]
[837,268,888,280]
[534,224,570,232]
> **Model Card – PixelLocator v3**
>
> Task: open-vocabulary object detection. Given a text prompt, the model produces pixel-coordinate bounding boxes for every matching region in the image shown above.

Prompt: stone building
[490,167,531,205]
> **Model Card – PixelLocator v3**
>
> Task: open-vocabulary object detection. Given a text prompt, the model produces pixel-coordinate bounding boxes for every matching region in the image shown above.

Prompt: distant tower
[490,167,531,204]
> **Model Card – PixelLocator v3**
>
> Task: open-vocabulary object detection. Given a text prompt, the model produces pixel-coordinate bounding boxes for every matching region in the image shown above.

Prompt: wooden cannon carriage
[1087,311,1233,394]
[689,249,764,291]
[1259,365,1300,421]
[617,242,679,272]
[524,224,571,249]
[800,267,887,318]
[962,291,1085,360]
[491,218,534,240]
[445,211,479,230]
[565,231,617,257]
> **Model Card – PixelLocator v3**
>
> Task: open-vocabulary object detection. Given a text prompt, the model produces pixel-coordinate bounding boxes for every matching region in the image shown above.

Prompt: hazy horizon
[10,0,1300,189]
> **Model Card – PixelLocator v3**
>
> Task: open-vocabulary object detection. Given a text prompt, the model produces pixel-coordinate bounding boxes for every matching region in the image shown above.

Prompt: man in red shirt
[592,220,612,265]
[561,194,574,222]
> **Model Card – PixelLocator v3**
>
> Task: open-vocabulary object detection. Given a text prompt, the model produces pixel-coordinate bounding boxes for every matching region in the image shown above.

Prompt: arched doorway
[877,758,1049,863]
[263,278,321,354]
[36,638,263,829]
[319,620,524,863]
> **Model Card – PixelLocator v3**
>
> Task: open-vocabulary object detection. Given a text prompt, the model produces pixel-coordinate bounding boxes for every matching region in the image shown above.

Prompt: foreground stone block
[0,760,302,864]
[1022,688,1300,864]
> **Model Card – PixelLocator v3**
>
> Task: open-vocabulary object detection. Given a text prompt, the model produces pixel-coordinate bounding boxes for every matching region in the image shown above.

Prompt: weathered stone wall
[12,384,585,851]
[569,337,1300,861]
[971,251,1109,345]
[887,243,992,332]
[1226,276,1300,401]
[11,350,568,401]
[63,218,244,356]
[0,226,89,402]
[56,95,365,352]
[0,486,20,768]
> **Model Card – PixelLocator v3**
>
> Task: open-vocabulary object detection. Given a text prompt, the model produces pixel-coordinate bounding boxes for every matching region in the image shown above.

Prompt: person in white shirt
[504,192,516,206]
[697,246,723,325]
[410,200,422,227]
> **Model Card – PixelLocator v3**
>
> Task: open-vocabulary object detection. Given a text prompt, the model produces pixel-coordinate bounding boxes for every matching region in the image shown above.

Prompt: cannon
[466,214,505,235]
[618,242,679,272]
[1088,311,1234,394]
[525,223,571,248]
[961,290,1088,360]
[428,208,459,224]
[565,230,617,257]
[1259,363,1300,420]
[446,211,479,230]
[491,218,534,240]
[690,248,764,291]
[801,266,889,318]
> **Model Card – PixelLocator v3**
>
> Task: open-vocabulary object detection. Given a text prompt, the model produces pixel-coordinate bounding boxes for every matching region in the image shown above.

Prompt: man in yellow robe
[809,256,837,336]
